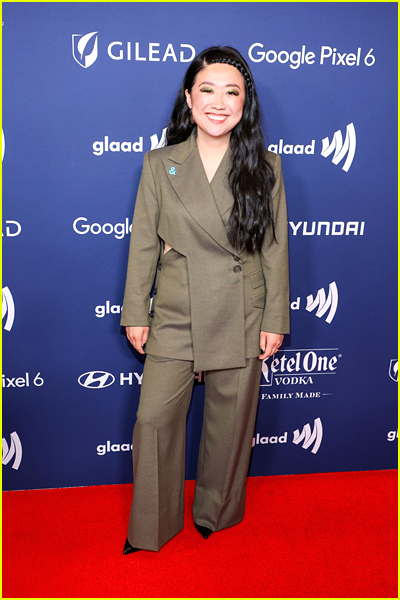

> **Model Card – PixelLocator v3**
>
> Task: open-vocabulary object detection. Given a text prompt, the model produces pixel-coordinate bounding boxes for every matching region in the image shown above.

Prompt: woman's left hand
[259,332,284,360]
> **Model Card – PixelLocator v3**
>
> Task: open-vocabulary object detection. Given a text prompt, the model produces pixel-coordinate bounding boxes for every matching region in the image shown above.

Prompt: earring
[189,108,194,124]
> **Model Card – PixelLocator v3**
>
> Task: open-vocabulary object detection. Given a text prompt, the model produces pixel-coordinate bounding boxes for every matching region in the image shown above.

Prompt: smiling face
[185,63,245,145]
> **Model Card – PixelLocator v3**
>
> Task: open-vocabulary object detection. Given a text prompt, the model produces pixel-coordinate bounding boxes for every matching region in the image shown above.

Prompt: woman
[121,46,289,553]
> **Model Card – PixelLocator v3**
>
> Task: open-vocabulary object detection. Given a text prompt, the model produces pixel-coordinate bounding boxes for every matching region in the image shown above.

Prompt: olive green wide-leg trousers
[126,354,263,551]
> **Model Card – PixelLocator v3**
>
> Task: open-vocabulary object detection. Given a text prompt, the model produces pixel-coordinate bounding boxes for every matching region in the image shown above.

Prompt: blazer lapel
[210,147,234,218]
[163,131,236,254]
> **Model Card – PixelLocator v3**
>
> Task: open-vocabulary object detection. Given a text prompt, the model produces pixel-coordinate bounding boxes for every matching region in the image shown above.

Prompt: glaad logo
[97,440,132,455]
[253,432,288,446]
[252,417,323,454]
[78,371,115,389]
[92,136,143,156]
[2,286,15,331]
[268,139,315,155]
[72,32,99,68]
[266,123,356,172]
[95,302,122,318]
[389,359,398,383]
[321,123,356,172]
[290,282,339,323]
[92,128,167,156]
[305,282,338,324]
[2,431,22,470]
[150,128,167,150]
[293,418,323,454]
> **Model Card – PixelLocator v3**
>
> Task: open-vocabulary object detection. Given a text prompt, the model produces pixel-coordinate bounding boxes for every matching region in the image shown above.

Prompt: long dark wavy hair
[166,46,275,254]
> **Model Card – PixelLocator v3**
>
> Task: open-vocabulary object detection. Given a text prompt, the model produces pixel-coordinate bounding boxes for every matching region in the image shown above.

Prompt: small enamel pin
[169,167,176,175]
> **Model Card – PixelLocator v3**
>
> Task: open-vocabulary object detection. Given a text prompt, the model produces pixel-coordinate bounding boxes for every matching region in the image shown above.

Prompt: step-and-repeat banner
[3,2,397,491]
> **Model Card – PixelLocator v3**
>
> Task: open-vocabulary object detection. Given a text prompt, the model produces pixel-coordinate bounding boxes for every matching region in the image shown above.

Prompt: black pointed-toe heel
[194,523,214,539]
[123,538,141,554]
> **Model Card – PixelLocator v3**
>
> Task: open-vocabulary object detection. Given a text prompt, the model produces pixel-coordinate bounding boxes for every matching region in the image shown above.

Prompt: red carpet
[2,470,397,598]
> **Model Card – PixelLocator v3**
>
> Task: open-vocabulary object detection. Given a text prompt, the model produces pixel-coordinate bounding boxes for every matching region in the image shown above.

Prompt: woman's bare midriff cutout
[163,241,173,254]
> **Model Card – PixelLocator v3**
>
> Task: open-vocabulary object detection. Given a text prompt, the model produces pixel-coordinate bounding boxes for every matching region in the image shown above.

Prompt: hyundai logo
[78,371,115,389]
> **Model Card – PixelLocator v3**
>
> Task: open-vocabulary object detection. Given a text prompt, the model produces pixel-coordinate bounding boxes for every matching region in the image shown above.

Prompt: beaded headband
[208,57,253,100]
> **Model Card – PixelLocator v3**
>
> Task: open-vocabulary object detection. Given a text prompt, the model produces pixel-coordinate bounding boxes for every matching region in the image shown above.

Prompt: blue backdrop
[2,2,397,491]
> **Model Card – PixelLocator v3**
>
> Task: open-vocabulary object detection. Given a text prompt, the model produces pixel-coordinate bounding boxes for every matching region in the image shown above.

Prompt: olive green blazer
[121,130,290,371]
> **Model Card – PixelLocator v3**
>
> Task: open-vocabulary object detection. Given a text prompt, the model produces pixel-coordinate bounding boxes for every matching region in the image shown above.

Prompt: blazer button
[149,310,155,318]
[232,255,240,262]
[233,265,242,273]
[157,263,162,271]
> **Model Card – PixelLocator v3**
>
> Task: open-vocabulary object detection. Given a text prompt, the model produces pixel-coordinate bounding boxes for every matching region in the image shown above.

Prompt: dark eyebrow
[197,81,241,88]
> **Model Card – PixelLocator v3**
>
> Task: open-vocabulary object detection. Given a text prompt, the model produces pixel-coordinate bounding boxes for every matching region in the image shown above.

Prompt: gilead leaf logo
[72,32,99,68]
[389,360,398,383]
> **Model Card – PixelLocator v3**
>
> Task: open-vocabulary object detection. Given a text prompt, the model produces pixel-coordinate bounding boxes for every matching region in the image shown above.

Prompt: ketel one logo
[2,431,22,470]
[72,32,98,68]
[306,282,338,324]
[261,347,340,387]
[389,360,398,383]
[321,123,356,172]
[2,286,15,331]
[78,371,115,389]
[293,418,323,454]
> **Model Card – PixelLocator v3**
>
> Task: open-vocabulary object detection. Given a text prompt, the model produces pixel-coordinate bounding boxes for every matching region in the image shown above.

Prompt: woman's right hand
[126,326,149,354]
